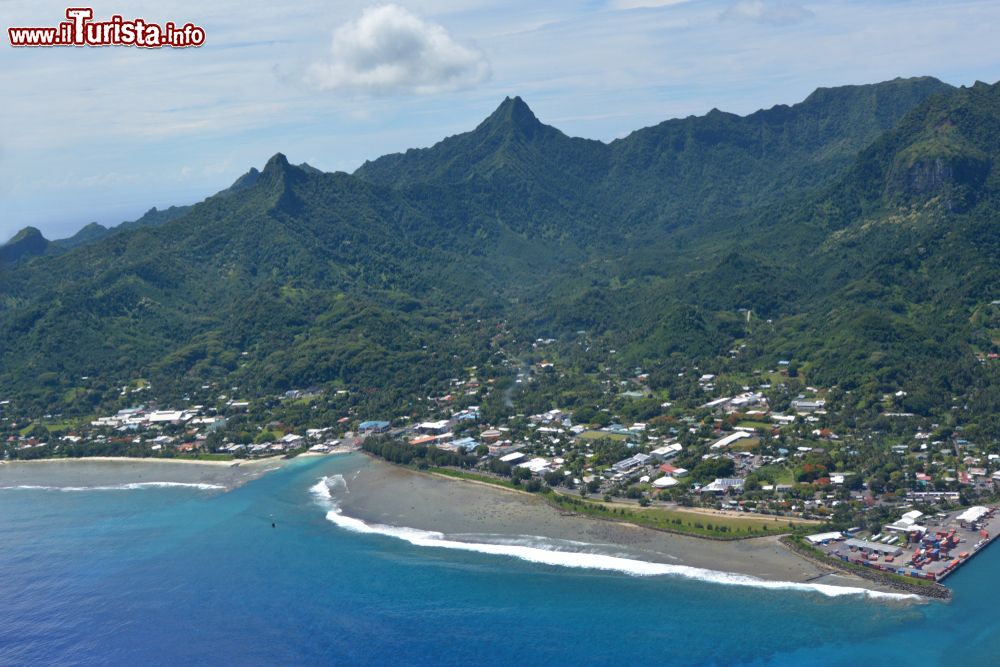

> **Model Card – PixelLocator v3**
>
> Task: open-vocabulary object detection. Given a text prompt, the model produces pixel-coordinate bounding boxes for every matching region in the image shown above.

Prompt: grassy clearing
[576,430,628,441]
[427,466,806,540]
[426,467,521,490]
[737,421,772,430]
[550,494,805,539]
[753,463,796,485]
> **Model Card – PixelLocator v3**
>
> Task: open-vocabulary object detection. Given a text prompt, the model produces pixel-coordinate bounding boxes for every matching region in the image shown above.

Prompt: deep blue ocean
[2,454,999,666]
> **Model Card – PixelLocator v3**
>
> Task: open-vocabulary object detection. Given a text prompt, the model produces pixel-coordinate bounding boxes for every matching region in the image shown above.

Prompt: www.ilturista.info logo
[8,8,205,48]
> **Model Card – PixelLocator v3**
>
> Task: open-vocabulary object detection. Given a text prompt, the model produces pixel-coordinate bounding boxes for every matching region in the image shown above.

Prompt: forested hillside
[1,76,997,427]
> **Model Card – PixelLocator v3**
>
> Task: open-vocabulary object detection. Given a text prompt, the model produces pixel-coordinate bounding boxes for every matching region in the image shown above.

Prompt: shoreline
[780,535,952,600]
[331,455,914,599]
[298,445,357,457]
[1,455,287,467]
[421,462,947,599]
[0,454,292,491]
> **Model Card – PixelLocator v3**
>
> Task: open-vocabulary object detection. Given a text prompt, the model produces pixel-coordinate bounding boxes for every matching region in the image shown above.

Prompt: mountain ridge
[2,75,998,426]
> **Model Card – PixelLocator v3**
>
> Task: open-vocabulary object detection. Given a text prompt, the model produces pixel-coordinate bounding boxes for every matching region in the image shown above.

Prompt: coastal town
[4,333,1000,593]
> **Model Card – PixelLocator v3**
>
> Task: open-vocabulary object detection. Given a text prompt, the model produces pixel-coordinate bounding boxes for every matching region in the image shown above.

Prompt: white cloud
[720,1,813,26]
[305,4,490,95]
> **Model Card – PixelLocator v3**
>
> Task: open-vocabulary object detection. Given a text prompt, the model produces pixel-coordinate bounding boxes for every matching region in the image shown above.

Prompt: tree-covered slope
[0,227,49,265]
[1,76,997,420]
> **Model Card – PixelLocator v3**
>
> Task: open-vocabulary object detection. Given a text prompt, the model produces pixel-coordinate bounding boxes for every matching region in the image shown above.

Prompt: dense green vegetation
[362,435,476,468]
[2,76,999,436]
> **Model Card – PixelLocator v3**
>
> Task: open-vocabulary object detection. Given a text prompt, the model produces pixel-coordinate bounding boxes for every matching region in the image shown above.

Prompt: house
[658,464,688,477]
[603,424,631,436]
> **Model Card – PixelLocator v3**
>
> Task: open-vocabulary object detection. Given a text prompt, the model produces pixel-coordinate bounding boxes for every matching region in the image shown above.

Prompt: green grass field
[737,421,772,430]
[549,494,812,539]
[426,466,816,540]
[576,430,628,441]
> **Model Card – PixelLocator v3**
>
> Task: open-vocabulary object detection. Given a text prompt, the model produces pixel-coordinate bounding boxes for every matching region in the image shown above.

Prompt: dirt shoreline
[3,455,285,467]
[332,455,907,596]
[0,455,289,490]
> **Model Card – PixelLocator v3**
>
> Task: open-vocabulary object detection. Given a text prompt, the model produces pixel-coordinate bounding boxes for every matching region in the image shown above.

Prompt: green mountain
[772,79,1000,398]
[0,226,49,265]
[1,75,997,425]
[4,205,197,262]
[49,222,110,251]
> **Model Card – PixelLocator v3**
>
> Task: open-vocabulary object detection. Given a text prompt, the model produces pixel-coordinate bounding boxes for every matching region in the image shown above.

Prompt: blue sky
[1,0,999,242]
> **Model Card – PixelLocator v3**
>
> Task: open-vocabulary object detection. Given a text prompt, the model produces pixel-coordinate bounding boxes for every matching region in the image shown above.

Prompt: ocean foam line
[309,476,918,601]
[0,482,225,492]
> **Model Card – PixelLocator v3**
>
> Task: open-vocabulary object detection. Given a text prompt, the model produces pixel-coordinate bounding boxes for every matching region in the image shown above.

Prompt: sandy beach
[0,456,288,490]
[334,455,901,595]
[298,445,357,457]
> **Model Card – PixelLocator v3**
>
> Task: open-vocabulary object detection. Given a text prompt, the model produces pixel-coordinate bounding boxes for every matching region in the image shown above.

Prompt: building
[358,420,391,434]
[650,443,683,460]
[884,509,926,534]
[517,457,553,475]
[416,420,451,435]
[844,539,903,557]
[791,399,826,413]
[699,478,744,494]
[957,506,991,526]
[710,432,753,450]
[447,437,478,452]
[612,453,652,474]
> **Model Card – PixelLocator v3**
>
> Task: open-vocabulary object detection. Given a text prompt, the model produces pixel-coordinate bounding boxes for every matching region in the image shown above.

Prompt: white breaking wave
[308,476,917,601]
[0,482,225,492]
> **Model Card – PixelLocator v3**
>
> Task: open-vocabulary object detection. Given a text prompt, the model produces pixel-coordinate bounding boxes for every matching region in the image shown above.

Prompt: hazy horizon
[3,0,999,241]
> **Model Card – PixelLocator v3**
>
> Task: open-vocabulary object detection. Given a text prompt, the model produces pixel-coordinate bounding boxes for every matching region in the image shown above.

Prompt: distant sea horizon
[2,454,998,666]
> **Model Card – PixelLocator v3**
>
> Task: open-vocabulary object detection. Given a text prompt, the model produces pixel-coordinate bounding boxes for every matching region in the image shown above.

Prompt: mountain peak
[263,152,291,173]
[5,226,46,246]
[479,96,544,138]
[1,226,49,264]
